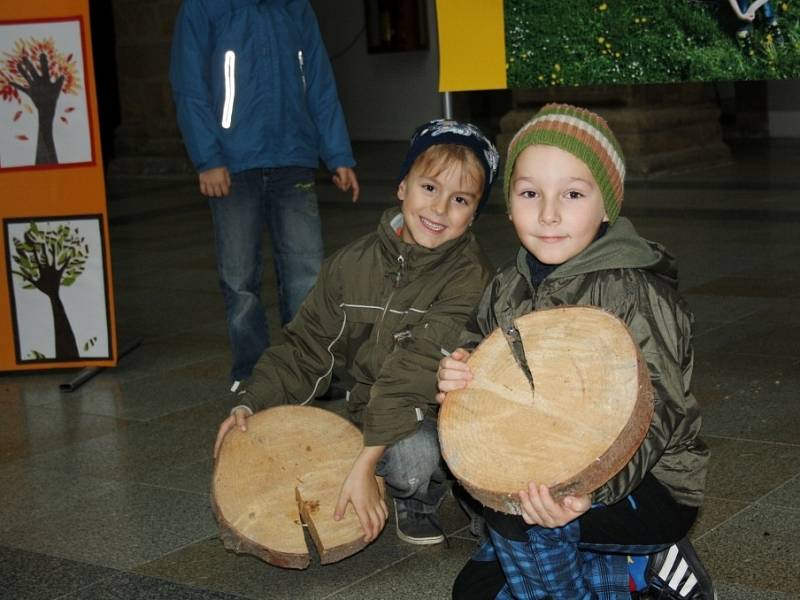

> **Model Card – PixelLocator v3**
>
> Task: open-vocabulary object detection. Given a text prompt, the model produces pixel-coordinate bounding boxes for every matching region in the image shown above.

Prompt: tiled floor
[1,140,799,599]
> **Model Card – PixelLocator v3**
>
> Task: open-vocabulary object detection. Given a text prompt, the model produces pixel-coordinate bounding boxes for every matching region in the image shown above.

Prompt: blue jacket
[169,0,355,174]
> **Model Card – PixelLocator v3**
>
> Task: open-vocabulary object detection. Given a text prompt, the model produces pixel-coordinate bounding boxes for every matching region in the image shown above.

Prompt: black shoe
[392,498,446,545]
[645,537,717,599]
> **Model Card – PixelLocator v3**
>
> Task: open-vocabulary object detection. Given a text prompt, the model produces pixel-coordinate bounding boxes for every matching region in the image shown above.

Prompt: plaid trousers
[474,519,666,600]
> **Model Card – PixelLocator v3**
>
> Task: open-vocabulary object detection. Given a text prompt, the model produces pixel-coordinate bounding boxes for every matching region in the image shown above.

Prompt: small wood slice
[439,306,654,514]
[212,405,381,569]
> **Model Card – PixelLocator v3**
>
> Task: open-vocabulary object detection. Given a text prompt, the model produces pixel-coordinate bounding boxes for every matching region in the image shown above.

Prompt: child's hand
[435,348,473,404]
[332,167,360,202]
[213,408,250,458]
[334,448,388,542]
[517,482,591,528]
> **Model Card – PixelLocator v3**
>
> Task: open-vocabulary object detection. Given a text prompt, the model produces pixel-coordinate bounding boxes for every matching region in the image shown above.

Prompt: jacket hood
[515,217,679,288]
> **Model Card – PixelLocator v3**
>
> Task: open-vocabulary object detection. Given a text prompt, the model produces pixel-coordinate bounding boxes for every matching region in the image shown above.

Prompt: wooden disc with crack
[212,405,380,568]
[439,306,654,514]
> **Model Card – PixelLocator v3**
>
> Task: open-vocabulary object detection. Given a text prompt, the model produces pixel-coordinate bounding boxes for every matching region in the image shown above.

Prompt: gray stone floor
[1,140,800,599]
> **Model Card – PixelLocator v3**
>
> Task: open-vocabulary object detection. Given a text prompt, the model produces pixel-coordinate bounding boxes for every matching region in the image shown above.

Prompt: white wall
[310,0,442,141]
[768,79,800,138]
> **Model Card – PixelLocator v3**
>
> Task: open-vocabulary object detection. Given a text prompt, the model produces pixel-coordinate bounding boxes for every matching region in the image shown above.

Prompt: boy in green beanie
[437,104,714,599]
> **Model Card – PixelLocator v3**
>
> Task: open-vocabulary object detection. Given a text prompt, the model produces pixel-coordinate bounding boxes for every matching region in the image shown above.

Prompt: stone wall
[110,0,192,174]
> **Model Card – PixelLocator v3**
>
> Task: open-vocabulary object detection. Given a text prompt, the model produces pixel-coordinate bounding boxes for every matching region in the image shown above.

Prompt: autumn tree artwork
[0,36,81,166]
[10,221,90,360]
[0,19,92,170]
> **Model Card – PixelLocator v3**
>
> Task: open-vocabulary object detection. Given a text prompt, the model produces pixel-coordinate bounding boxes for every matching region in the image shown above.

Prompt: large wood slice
[212,405,380,569]
[440,306,654,514]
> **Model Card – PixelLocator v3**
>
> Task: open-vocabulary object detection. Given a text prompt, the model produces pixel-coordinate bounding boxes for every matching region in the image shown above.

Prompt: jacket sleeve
[298,2,355,171]
[169,0,226,172]
[363,262,492,447]
[234,254,346,414]
[592,270,703,506]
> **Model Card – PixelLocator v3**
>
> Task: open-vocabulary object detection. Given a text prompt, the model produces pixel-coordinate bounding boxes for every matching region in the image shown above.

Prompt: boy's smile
[398,164,478,249]
[509,145,607,265]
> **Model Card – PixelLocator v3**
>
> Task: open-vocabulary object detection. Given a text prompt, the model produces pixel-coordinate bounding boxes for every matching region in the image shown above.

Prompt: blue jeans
[209,167,323,380]
[376,419,449,515]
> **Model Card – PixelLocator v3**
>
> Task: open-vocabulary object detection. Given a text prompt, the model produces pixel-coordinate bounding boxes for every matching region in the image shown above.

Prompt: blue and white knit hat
[397,119,500,215]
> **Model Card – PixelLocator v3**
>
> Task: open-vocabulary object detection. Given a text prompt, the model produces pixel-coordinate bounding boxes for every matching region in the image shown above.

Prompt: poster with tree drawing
[4,215,110,363]
[0,17,93,169]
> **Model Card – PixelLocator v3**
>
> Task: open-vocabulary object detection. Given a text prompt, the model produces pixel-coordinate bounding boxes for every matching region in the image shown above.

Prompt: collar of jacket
[377,206,474,285]
[513,217,679,288]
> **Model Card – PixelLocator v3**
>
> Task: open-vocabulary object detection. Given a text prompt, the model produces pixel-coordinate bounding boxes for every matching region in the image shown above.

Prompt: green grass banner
[505,0,800,88]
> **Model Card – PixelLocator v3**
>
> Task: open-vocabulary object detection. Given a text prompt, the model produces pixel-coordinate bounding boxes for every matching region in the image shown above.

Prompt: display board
[0,1,116,370]
[437,0,800,91]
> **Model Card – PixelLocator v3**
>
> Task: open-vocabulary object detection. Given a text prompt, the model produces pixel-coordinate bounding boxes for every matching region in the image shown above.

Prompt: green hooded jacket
[234,206,493,447]
[460,217,708,508]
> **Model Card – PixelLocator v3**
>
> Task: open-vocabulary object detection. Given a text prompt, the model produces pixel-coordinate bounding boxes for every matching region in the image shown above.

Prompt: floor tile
[703,436,800,503]
[20,421,215,486]
[0,482,216,570]
[0,545,118,600]
[0,403,128,463]
[58,571,251,600]
[327,537,475,599]
[695,504,800,595]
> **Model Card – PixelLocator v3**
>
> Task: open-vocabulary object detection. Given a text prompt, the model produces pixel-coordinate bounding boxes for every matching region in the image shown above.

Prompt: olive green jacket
[235,207,493,446]
[461,217,708,508]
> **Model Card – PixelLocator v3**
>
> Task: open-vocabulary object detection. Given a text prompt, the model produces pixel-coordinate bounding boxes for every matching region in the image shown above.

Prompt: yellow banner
[436,0,507,91]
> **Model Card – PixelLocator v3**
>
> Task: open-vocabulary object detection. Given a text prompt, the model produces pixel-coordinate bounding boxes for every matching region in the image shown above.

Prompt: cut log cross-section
[439,306,654,515]
[212,405,380,569]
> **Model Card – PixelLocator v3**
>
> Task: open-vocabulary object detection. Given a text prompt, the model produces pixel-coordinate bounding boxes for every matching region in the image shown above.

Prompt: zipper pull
[394,255,405,287]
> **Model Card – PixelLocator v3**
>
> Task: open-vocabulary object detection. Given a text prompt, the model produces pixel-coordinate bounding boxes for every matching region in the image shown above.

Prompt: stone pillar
[497,83,731,175]
[109,0,193,175]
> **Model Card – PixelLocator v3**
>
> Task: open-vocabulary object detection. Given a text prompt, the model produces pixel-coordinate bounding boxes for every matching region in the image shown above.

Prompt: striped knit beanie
[504,103,625,224]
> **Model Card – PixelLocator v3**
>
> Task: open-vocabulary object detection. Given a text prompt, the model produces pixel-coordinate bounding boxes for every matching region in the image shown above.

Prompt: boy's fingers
[213,417,234,458]
[517,489,538,525]
[380,499,389,522]
[234,410,248,431]
[437,379,469,394]
[333,493,348,521]
[452,348,471,361]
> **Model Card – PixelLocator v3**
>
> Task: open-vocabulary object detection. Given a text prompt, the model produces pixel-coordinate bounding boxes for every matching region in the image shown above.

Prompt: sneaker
[392,498,446,545]
[645,537,717,599]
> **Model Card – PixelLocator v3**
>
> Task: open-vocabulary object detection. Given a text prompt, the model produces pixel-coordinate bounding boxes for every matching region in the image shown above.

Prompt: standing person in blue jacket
[170,0,360,387]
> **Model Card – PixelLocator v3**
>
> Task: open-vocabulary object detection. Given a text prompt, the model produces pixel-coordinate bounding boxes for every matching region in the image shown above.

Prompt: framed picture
[4,214,111,364]
[0,16,95,171]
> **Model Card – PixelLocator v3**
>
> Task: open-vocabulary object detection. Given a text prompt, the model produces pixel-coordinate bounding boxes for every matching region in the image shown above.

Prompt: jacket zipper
[297,50,306,91]
[376,255,405,344]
